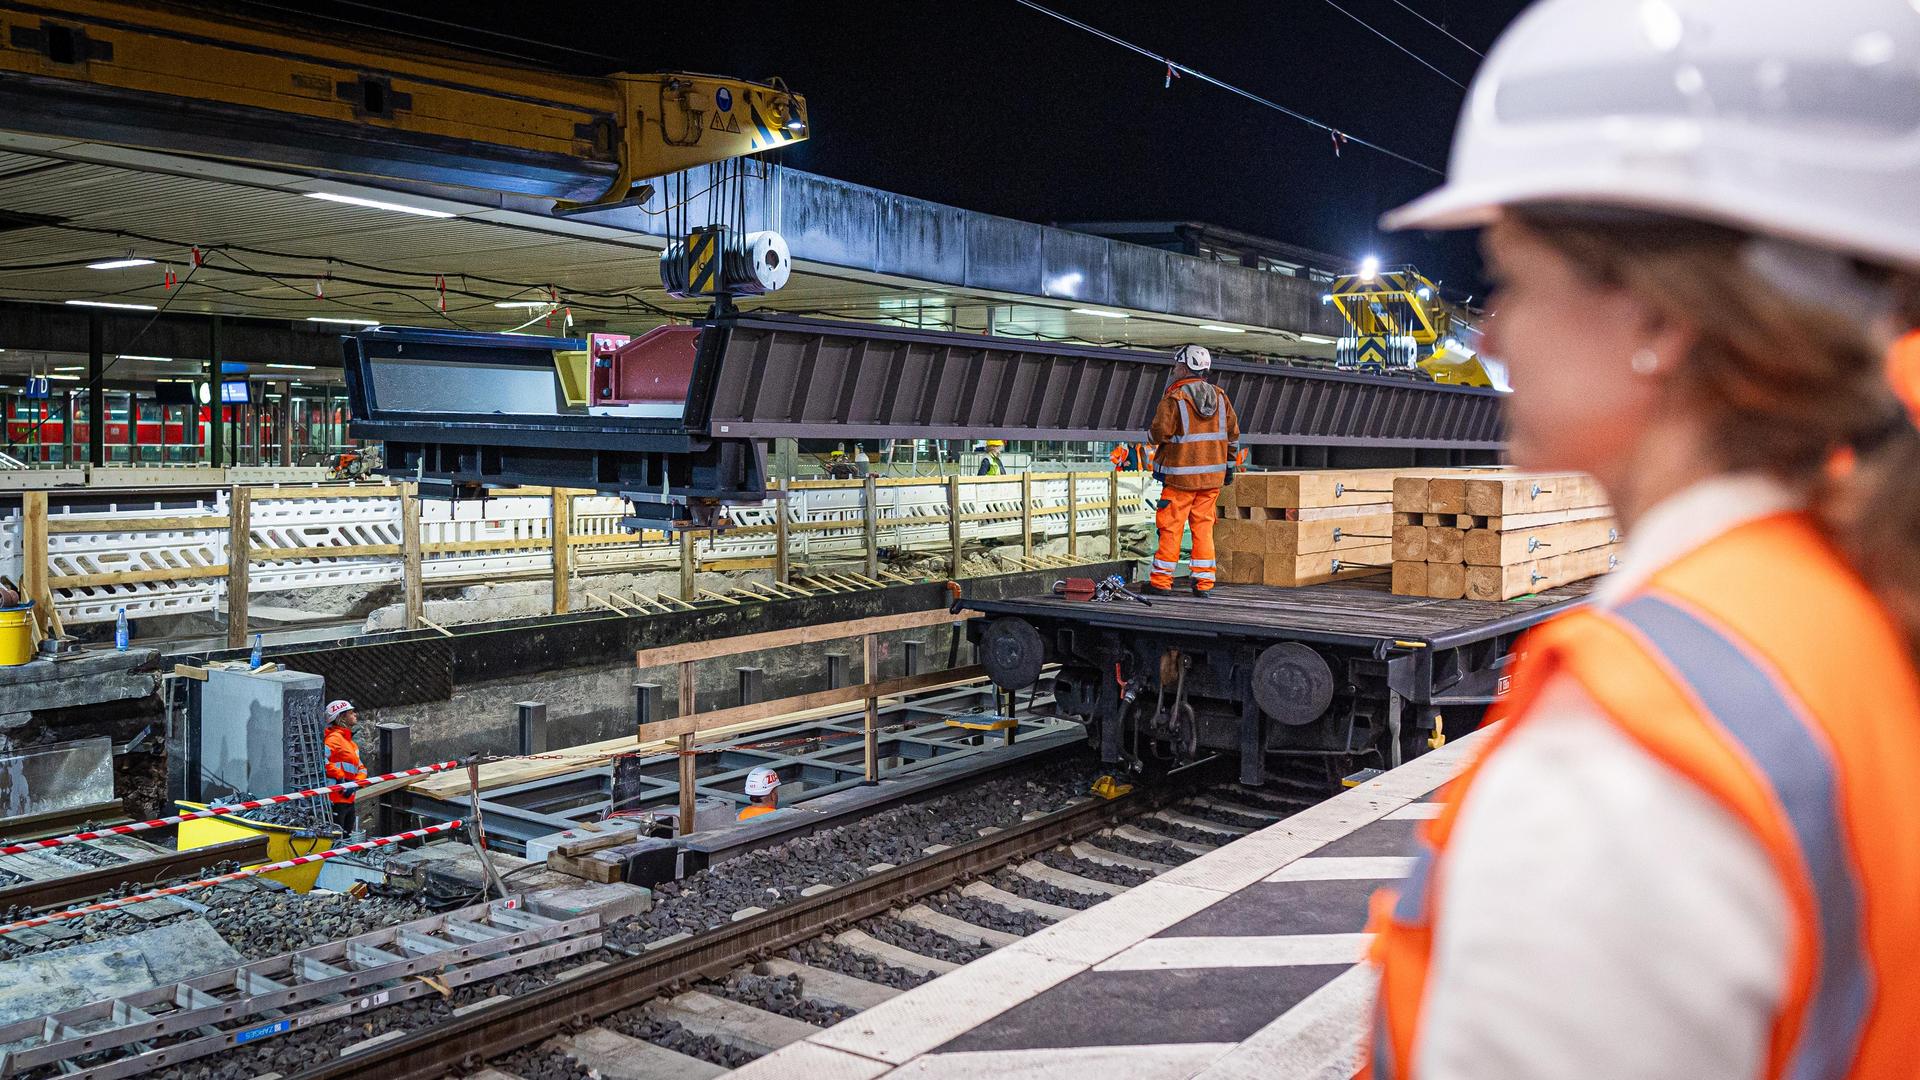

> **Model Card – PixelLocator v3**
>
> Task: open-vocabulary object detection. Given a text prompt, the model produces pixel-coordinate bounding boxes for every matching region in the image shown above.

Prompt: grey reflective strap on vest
[1392,843,1435,924]
[1168,398,1227,443]
[1617,593,1873,1080]
[1372,987,1398,1080]
[1160,462,1228,475]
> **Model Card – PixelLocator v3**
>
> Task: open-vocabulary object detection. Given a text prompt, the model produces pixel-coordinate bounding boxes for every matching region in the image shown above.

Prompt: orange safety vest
[1149,377,1240,491]
[1367,511,1920,1080]
[323,725,366,804]
[737,804,777,822]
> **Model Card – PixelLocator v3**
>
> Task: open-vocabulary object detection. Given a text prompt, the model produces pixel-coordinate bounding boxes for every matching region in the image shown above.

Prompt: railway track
[298,767,1312,1080]
[0,763,1324,1079]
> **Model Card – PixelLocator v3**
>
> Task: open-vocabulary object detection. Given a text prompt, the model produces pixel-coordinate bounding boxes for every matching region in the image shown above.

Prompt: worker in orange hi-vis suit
[1146,345,1240,596]
[322,699,367,835]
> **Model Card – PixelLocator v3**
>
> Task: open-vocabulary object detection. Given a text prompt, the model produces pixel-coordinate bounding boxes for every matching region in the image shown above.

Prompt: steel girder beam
[345,315,1504,521]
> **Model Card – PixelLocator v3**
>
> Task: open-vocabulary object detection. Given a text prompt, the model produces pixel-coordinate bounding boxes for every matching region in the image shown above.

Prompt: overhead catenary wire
[1009,0,1442,176]
[1385,0,1485,58]
[1319,0,1467,89]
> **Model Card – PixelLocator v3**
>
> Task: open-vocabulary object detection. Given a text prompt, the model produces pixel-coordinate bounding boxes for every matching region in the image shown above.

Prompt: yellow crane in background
[1325,261,1500,388]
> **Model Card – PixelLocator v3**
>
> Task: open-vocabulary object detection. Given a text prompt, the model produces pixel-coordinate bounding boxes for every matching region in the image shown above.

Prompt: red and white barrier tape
[0,760,462,857]
[0,820,463,936]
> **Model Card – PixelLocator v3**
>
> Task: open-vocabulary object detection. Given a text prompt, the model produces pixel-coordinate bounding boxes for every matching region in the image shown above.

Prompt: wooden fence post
[677,660,697,835]
[20,491,49,639]
[679,529,696,601]
[401,482,423,630]
[862,633,880,782]
[1108,470,1121,560]
[1066,473,1078,558]
[774,477,790,585]
[226,485,251,649]
[550,489,571,615]
[1020,473,1033,562]
[946,476,962,578]
[862,475,879,579]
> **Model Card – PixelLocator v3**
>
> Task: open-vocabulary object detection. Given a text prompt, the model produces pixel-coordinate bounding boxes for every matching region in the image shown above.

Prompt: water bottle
[114,608,128,651]
[250,633,264,670]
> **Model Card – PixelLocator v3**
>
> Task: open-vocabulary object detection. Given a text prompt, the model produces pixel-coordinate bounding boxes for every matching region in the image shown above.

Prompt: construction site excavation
[18,2,1904,1079]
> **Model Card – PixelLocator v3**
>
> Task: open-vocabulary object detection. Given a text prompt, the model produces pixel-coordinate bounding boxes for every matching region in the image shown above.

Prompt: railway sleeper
[1154,808,1254,837]
[759,957,902,1011]
[1108,823,1216,856]
[1014,859,1128,897]
[648,990,821,1056]
[895,903,1023,949]
[961,880,1078,921]
[1070,841,1178,875]
[551,1027,726,1080]
[833,928,960,977]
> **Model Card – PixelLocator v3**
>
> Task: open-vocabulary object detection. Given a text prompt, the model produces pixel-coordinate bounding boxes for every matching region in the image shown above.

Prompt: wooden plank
[679,529,696,601]
[863,475,880,579]
[1423,527,1466,565]
[1222,544,1392,587]
[401,482,423,630]
[1421,513,1447,527]
[1258,469,1405,509]
[226,485,251,649]
[1108,471,1121,558]
[52,564,229,589]
[1426,561,1467,599]
[863,633,880,782]
[636,666,989,744]
[48,514,228,533]
[1020,473,1034,561]
[1277,502,1393,522]
[677,661,696,836]
[1392,561,1429,596]
[1392,525,1428,563]
[634,607,977,669]
[1465,517,1621,567]
[774,477,790,586]
[1483,504,1612,531]
[251,543,403,561]
[551,490,572,615]
[1428,478,1470,515]
[249,484,402,500]
[947,475,963,576]
[1394,512,1421,527]
[1065,473,1078,558]
[1467,545,1619,601]
[1392,476,1433,514]
[1214,515,1395,557]
[1465,473,1611,517]
[20,491,50,638]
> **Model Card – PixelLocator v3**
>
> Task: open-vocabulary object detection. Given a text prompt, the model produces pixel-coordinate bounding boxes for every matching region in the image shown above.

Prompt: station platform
[727,728,1480,1080]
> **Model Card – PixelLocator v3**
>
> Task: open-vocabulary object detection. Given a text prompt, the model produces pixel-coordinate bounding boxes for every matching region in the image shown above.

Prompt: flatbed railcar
[963,577,1593,786]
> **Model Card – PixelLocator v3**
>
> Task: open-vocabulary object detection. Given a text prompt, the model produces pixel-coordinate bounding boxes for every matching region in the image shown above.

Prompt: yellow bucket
[176,803,334,892]
[0,604,32,666]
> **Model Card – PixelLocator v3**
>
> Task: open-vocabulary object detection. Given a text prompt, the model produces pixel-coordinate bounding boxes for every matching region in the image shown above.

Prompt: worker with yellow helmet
[978,440,1007,476]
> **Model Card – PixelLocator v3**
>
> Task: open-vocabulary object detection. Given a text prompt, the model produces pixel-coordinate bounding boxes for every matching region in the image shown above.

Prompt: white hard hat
[744,766,781,796]
[1385,0,1920,269]
[1176,345,1212,372]
[325,700,355,723]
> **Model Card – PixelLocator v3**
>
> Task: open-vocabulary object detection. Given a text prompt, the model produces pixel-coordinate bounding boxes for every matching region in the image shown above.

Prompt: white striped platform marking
[1264,856,1416,882]
[1385,801,1444,820]
[1093,933,1373,972]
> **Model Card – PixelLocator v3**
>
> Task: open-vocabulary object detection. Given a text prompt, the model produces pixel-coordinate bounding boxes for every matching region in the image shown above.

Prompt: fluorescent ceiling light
[87,258,156,270]
[306,317,380,326]
[1197,324,1246,334]
[43,374,79,381]
[493,301,554,309]
[304,191,456,218]
[1072,307,1129,319]
[117,354,173,362]
[66,300,156,311]
[53,366,82,372]
[1298,334,1337,345]
[265,364,316,370]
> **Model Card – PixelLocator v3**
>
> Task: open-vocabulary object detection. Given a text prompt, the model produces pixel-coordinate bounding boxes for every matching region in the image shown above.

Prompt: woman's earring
[1630,348,1661,375]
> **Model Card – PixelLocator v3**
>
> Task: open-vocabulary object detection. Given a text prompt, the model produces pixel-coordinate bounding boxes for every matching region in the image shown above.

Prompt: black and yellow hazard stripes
[687,228,721,297]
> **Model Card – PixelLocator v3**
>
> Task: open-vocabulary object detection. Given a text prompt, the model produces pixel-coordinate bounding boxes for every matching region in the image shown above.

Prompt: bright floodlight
[1359,255,1381,281]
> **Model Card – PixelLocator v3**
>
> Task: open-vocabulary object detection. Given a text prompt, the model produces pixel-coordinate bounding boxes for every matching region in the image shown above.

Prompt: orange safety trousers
[1151,487,1219,590]
[1365,511,1920,1080]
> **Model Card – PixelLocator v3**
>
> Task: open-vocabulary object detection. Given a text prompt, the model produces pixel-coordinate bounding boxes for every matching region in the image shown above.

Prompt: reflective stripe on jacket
[1150,377,1241,491]
[324,725,366,804]
[1366,511,1920,1080]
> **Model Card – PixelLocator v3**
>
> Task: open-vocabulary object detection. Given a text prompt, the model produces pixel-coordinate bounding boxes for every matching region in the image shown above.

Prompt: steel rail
[0,836,269,913]
[284,770,1216,1079]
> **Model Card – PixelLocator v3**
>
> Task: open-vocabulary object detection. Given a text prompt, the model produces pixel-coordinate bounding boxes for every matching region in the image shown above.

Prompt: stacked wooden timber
[1392,472,1620,600]
[1213,469,1407,587]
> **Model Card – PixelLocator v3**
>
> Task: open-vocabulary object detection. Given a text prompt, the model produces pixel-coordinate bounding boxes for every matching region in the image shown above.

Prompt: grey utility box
[198,667,326,800]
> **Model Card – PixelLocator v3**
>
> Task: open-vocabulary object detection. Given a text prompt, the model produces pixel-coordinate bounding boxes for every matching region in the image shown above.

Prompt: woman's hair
[1511,208,1920,653]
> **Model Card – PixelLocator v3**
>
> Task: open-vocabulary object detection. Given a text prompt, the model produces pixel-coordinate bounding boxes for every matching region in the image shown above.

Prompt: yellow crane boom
[0,0,808,209]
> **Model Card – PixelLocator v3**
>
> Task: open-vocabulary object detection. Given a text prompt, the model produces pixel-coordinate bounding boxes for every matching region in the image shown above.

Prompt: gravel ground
[859,915,994,965]
[927,889,1056,936]
[718,969,857,1026]
[603,1011,758,1069]
[604,759,1109,951]
[987,869,1104,910]
[492,1044,593,1080]
[1084,833,1199,866]
[1034,849,1153,887]
[41,842,127,869]
[1176,802,1277,830]
[784,938,935,990]
[1139,817,1245,848]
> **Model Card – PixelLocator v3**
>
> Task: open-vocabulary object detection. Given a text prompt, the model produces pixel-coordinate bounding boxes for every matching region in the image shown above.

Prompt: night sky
[238,0,1532,291]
